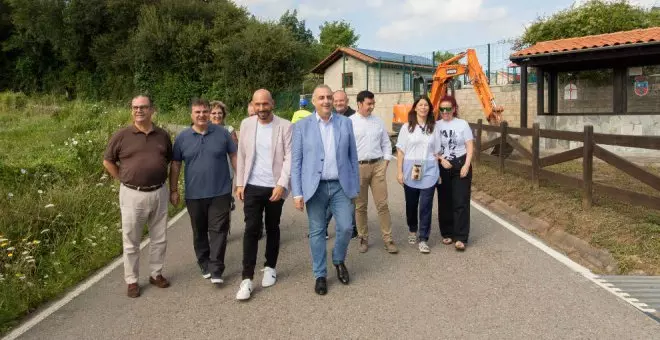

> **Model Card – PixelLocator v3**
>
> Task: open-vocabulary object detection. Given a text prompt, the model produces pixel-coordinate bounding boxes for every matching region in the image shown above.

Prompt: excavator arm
[428,49,503,124]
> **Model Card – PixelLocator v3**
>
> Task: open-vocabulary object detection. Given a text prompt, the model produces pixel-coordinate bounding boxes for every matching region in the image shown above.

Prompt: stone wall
[346,91,413,133]
[536,115,660,157]
[453,83,541,127]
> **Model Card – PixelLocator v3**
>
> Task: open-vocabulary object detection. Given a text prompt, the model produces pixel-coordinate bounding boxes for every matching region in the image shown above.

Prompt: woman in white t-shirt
[435,95,474,251]
[395,96,442,254]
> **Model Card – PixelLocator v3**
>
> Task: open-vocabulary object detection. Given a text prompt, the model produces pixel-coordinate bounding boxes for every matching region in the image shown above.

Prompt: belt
[358,157,383,165]
[122,183,163,192]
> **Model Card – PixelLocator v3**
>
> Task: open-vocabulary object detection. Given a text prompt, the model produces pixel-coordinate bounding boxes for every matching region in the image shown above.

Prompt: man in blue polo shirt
[170,98,237,284]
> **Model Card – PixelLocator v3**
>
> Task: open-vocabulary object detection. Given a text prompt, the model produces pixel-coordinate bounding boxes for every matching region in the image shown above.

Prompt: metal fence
[357,40,537,95]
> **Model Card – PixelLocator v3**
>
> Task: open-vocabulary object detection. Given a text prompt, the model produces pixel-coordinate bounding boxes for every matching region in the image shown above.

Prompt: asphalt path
[12,165,660,339]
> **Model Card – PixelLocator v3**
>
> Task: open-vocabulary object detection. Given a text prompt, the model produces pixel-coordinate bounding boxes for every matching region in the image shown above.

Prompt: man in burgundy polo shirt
[103,95,173,298]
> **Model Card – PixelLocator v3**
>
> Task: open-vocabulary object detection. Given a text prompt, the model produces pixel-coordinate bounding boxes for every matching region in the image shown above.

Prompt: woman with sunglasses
[435,95,474,251]
[395,96,442,254]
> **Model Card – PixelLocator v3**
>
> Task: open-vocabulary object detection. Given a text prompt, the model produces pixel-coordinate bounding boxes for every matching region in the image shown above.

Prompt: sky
[231,0,659,55]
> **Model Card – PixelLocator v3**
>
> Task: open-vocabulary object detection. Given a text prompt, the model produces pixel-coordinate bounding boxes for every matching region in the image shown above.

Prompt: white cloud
[298,3,342,18]
[366,0,385,7]
[376,0,507,43]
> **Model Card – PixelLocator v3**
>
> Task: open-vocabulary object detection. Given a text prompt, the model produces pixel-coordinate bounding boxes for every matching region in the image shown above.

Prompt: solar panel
[355,48,434,66]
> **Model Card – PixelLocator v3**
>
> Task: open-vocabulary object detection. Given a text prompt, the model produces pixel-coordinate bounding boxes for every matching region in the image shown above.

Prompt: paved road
[13,165,660,339]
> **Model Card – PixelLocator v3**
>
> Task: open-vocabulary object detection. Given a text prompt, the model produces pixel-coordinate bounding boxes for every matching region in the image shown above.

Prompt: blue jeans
[306,180,354,279]
[403,184,435,241]
[325,208,355,229]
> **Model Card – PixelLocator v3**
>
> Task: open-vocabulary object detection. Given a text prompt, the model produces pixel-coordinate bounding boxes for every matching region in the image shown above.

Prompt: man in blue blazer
[291,84,360,295]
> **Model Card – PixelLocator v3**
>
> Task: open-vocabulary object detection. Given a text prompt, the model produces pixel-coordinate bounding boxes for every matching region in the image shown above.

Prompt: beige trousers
[355,160,392,242]
[119,184,168,284]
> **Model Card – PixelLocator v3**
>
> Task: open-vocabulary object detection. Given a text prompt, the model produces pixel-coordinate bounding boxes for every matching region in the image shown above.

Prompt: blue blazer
[291,112,359,202]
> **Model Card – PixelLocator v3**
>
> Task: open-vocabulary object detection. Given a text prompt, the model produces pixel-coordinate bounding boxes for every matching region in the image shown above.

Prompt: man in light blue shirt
[291,85,359,295]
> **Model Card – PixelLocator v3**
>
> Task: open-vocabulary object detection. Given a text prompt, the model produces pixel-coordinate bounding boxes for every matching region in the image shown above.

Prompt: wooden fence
[470,119,660,210]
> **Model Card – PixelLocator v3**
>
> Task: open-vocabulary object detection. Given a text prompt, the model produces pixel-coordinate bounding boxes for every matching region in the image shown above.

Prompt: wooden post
[583,125,594,210]
[532,123,540,188]
[520,66,528,128]
[475,119,483,166]
[536,68,544,115]
[499,121,507,174]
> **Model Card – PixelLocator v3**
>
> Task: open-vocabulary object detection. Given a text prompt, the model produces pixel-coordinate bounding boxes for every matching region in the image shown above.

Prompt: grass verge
[0,92,186,334]
[472,157,660,275]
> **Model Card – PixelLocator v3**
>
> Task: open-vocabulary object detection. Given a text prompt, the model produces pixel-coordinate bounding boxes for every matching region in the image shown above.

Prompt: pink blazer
[236,115,292,197]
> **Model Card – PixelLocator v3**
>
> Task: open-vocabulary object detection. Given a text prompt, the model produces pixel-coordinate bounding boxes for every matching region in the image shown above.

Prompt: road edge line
[2,208,189,340]
[471,200,657,315]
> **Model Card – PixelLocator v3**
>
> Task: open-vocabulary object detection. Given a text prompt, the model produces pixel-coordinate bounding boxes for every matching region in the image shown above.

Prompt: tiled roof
[511,27,660,58]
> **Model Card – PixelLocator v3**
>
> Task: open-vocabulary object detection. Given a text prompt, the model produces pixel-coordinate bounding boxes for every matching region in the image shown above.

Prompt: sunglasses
[439,107,453,113]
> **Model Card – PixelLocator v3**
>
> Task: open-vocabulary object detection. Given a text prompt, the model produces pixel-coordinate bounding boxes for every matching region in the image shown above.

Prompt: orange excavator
[392,48,504,132]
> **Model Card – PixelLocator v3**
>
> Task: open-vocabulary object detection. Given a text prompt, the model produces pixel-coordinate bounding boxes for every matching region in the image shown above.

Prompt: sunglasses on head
[439,107,453,113]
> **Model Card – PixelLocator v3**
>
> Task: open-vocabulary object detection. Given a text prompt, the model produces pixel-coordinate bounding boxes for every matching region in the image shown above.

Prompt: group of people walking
[102,84,474,300]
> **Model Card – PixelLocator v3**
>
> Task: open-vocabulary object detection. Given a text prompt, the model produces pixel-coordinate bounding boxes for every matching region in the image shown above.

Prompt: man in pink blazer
[234,89,292,301]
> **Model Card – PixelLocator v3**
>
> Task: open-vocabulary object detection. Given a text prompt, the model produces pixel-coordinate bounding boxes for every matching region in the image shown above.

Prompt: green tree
[318,20,359,53]
[434,51,456,64]
[278,10,315,46]
[516,0,660,49]
[0,0,315,113]
[0,0,15,89]
[5,0,67,92]
[210,20,313,110]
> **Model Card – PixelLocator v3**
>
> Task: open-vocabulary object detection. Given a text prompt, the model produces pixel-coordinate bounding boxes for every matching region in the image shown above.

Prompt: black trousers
[242,184,284,279]
[186,194,231,277]
[436,155,472,243]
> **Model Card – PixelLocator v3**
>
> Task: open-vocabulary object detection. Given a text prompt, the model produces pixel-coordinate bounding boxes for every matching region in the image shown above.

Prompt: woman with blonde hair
[210,101,238,144]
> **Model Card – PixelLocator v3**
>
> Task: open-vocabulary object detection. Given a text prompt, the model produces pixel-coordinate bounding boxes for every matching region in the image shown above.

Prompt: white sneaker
[236,279,253,300]
[418,241,430,253]
[261,267,277,288]
[211,276,224,284]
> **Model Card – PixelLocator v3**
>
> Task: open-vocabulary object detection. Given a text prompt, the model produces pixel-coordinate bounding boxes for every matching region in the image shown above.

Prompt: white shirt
[350,113,392,161]
[317,113,339,180]
[436,118,474,160]
[247,121,275,187]
[395,123,442,189]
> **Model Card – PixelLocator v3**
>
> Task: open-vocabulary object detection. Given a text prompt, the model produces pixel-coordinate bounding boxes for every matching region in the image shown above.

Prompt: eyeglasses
[132,105,151,111]
[439,107,453,113]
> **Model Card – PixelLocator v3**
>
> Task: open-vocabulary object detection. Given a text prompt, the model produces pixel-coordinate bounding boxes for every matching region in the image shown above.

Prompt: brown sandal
[454,241,466,251]
[442,238,453,245]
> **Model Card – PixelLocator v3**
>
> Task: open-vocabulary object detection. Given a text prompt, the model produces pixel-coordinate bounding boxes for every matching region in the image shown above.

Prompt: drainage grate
[594,275,660,315]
